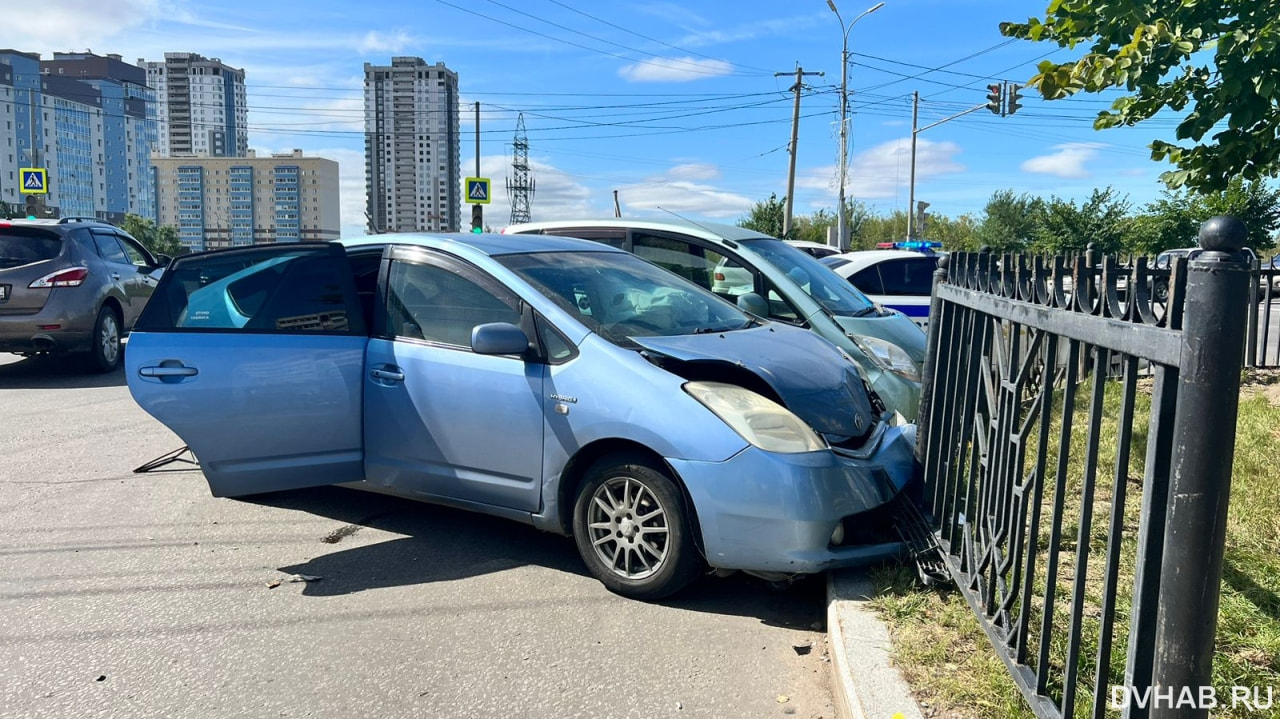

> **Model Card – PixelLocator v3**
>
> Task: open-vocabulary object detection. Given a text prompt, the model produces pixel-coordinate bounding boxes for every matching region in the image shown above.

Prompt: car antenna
[656,206,721,238]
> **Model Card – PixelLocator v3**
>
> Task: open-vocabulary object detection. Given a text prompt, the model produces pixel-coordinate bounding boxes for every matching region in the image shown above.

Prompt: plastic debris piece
[266,580,282,589]
[288,574,322,583]
[776,695,789,703]
[793,641,812,655]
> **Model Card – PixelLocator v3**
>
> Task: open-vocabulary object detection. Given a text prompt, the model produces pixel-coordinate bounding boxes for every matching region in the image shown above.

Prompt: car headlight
[849,335,921,383]
[683,381,825,454]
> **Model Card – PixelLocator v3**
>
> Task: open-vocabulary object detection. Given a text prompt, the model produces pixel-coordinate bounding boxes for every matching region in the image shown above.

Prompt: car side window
[879,258,936,296]
[849,266,885,295]
[631,233,721,290]
[92,231,129,265]
[540,227,626,249]
[136,247,364,334]
[762,277,804,323]
[387,261,520,349]
[117,236,152,267]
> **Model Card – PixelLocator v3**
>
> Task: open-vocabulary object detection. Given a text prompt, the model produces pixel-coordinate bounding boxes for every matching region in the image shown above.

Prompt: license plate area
[0,284,9,302]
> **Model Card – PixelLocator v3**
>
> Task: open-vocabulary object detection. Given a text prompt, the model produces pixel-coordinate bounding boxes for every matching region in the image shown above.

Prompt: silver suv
[0,217,168,372]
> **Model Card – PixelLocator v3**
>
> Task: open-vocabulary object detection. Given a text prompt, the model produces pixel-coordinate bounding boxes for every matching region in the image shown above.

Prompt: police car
[821,242,941,327]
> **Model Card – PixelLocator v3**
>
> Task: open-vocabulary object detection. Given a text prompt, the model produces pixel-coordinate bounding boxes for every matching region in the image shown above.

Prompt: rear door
[126,243,368,497]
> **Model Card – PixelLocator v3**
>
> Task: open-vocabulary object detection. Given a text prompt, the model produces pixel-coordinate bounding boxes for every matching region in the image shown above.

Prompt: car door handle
[370,367,405,382]
[111,272,121,280]
[140,365,199,378]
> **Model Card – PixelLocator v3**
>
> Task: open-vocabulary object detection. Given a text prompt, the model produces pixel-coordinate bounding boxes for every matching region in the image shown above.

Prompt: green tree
[1128,179,1280,255]
[926,213,981,251]
[1029,187,1132,255]
[738,193,786,238]
[1002,3,1280,192]
[120,214,182,258]
[973,190,1044,252]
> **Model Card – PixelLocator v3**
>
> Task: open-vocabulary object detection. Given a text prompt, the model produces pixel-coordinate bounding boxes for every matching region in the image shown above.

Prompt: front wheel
[572,454,703,600]
[84,305,122,373]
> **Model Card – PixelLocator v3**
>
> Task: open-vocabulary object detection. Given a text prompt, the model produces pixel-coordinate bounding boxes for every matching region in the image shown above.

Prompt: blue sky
[14,0,1183,237]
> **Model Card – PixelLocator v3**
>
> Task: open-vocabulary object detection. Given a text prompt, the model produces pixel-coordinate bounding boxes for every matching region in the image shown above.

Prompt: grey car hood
[831,311,927,363]
[633,324,879,441]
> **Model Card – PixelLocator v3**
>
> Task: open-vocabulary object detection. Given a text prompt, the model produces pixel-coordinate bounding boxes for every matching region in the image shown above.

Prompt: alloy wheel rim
[101,314,120,365]
[586,476,669,580]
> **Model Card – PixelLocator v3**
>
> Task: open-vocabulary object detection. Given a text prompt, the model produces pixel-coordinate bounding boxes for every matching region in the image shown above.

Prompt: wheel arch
[556,438,706,559]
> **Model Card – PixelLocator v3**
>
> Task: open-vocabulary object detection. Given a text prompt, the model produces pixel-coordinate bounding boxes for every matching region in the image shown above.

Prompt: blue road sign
[20,168,47,194]
[466,177,491,205]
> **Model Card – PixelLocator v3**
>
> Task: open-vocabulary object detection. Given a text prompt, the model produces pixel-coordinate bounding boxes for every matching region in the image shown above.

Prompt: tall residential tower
[139,52,248,158]
[363,57,459,233]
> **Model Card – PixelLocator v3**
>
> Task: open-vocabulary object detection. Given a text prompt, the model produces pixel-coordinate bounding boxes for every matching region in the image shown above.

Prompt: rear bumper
[0,310,96,353]
[668,422,917,575]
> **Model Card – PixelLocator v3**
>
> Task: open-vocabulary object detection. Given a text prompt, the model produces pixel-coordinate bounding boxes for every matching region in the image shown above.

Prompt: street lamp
[829,0,884,251]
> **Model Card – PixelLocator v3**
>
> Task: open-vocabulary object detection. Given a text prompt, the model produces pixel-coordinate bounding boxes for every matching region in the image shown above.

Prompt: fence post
[913,254,950,469]
[1150,216,1251,719]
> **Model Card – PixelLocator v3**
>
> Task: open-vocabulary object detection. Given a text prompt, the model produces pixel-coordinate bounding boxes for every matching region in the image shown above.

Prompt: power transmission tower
[506,113,536,225]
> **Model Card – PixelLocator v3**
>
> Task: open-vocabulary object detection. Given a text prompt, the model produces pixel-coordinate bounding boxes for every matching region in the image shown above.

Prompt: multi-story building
[139,52,248,158]
[152,149,339,252]
[364,57,459,233]
[0,50,156,222]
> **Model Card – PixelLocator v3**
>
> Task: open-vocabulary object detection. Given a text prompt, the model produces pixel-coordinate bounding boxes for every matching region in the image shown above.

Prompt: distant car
[822,250,939,328]
[786,240,841,259]
[504,219,927,420]
[125,232,919,600]
[0,217,168,371]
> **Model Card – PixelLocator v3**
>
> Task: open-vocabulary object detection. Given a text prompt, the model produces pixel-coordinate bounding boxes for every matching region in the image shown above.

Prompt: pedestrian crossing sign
[466,177,491,205]
[20,168,47,194]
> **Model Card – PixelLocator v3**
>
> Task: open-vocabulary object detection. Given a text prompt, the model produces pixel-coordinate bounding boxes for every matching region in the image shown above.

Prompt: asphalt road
[0,353,836,719]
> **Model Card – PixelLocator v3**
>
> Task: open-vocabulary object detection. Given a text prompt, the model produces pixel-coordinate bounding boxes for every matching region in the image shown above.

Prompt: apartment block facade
[364,57,460,233]
[0,50,156,221]
[153,150,339,252]
[139,52,248,158]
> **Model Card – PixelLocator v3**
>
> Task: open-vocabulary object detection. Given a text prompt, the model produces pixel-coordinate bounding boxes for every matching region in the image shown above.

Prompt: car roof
[824,249,935,271]
[339,231,629,257]
[786,240,834,249]
[0,217,113,232]
[505,218,777,243]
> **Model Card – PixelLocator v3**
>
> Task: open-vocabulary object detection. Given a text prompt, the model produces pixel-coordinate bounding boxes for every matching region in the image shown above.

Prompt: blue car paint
[126,233,918,581]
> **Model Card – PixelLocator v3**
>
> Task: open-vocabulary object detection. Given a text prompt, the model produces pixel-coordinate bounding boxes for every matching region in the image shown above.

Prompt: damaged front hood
[632,325,879,440]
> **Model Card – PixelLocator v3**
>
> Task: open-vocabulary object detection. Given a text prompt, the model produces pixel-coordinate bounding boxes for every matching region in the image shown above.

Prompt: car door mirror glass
[471,322,530,356]
[736,292,768,318]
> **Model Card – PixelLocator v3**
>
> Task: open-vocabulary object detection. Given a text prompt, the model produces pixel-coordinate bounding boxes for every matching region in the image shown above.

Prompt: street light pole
[828,0,884,251]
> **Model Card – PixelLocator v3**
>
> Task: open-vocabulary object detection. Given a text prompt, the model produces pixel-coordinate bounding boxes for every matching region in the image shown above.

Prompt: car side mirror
[736,292,769,318]
[156,254,173,266]
[471,322,531,356]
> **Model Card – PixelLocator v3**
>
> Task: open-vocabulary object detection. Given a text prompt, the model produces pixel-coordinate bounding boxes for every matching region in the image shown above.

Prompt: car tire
[1153,278,1169,304]
[84,305,122,373]
[572,454,703,600]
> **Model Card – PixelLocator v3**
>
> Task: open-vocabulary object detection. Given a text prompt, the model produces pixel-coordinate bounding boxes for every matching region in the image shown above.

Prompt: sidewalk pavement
[827,569,926,719]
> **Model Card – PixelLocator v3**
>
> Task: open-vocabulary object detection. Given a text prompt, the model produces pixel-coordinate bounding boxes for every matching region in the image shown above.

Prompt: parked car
[125,233,919,600]
[786,240,841,259]
[822,250,940,328]
[504,219,927,420]
[0,217,167,371]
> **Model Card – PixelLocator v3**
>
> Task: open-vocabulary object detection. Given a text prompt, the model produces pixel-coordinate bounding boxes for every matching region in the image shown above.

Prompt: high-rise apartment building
[139,52,248,158]
[364,57,459,233]
[0,50,156,221]
[152,149,339,252]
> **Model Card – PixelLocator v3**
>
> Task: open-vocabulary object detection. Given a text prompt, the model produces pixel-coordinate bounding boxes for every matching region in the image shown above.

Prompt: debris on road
[288,574,322,583]
[792,641,812,656]
[776,694,789,703]
[265,579,283,589]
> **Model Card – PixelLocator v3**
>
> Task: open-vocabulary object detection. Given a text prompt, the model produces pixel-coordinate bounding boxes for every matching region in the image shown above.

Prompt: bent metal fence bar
[913,217,1253,719]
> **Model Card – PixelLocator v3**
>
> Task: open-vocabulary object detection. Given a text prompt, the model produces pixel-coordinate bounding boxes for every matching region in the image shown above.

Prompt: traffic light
[1006,84,1023,115]
[470,204,484,233]
[985,83,1004,115]
[24,195,38,220]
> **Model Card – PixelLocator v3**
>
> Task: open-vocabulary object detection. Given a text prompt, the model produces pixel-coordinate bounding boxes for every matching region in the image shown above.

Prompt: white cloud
[462,155,594,231]
[618,57,733,83]
[673,14,824,48]
[10,0,161,48]
[1021,143,1105,179]
[616,164,753,219]
[357,30,417,54]
[795,137,965,200]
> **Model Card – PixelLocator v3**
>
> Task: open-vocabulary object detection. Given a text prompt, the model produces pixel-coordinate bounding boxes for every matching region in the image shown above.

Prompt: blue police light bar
[894,240,942,250]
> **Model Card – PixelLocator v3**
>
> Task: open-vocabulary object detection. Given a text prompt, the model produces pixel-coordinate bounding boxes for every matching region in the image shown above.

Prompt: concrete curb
[827,569,925,719]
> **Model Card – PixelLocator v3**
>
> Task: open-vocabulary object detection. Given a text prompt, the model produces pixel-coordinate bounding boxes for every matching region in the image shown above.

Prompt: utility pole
[907,91,918,239]
[473,101,482,232]
[613,190,621,218]
[775,64,824,237]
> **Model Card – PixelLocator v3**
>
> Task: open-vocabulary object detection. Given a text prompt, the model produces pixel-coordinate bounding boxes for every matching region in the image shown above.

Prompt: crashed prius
[126,233,917,599]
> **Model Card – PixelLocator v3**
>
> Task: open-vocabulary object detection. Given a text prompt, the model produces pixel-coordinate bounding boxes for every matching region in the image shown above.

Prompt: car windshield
[740,238,876,317]
[499,250,752,346]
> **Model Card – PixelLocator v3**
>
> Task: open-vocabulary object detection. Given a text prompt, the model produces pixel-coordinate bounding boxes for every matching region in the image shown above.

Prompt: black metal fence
[914,217,1253,719]
[1246,260,1279,368]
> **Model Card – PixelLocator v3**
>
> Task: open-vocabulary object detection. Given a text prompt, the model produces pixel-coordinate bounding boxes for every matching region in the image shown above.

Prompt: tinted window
[849,267,884,294]
[878,258,937,296]
[117,236,152,267]
[632,233,722,289]
[0,229,61,268]
[93,232,129,265]
[539,227,626,249]
[387,261,519,348]
[137,247,362,333]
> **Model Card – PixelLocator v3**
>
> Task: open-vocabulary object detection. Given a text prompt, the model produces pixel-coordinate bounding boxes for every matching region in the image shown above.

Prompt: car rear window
[0,229,62,269]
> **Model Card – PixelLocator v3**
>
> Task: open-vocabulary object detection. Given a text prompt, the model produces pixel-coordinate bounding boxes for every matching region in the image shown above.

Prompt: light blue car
[126,233,917,599]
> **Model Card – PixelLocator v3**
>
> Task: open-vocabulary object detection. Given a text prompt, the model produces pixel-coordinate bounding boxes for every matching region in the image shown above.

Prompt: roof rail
[57,216,102,224]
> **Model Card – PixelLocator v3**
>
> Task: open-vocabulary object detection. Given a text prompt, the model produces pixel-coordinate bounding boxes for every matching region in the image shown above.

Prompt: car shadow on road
[248,485,825,628]
[0,354,125,388]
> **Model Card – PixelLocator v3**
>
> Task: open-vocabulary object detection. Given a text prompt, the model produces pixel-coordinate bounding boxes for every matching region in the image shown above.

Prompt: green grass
[869,370,1280,719]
